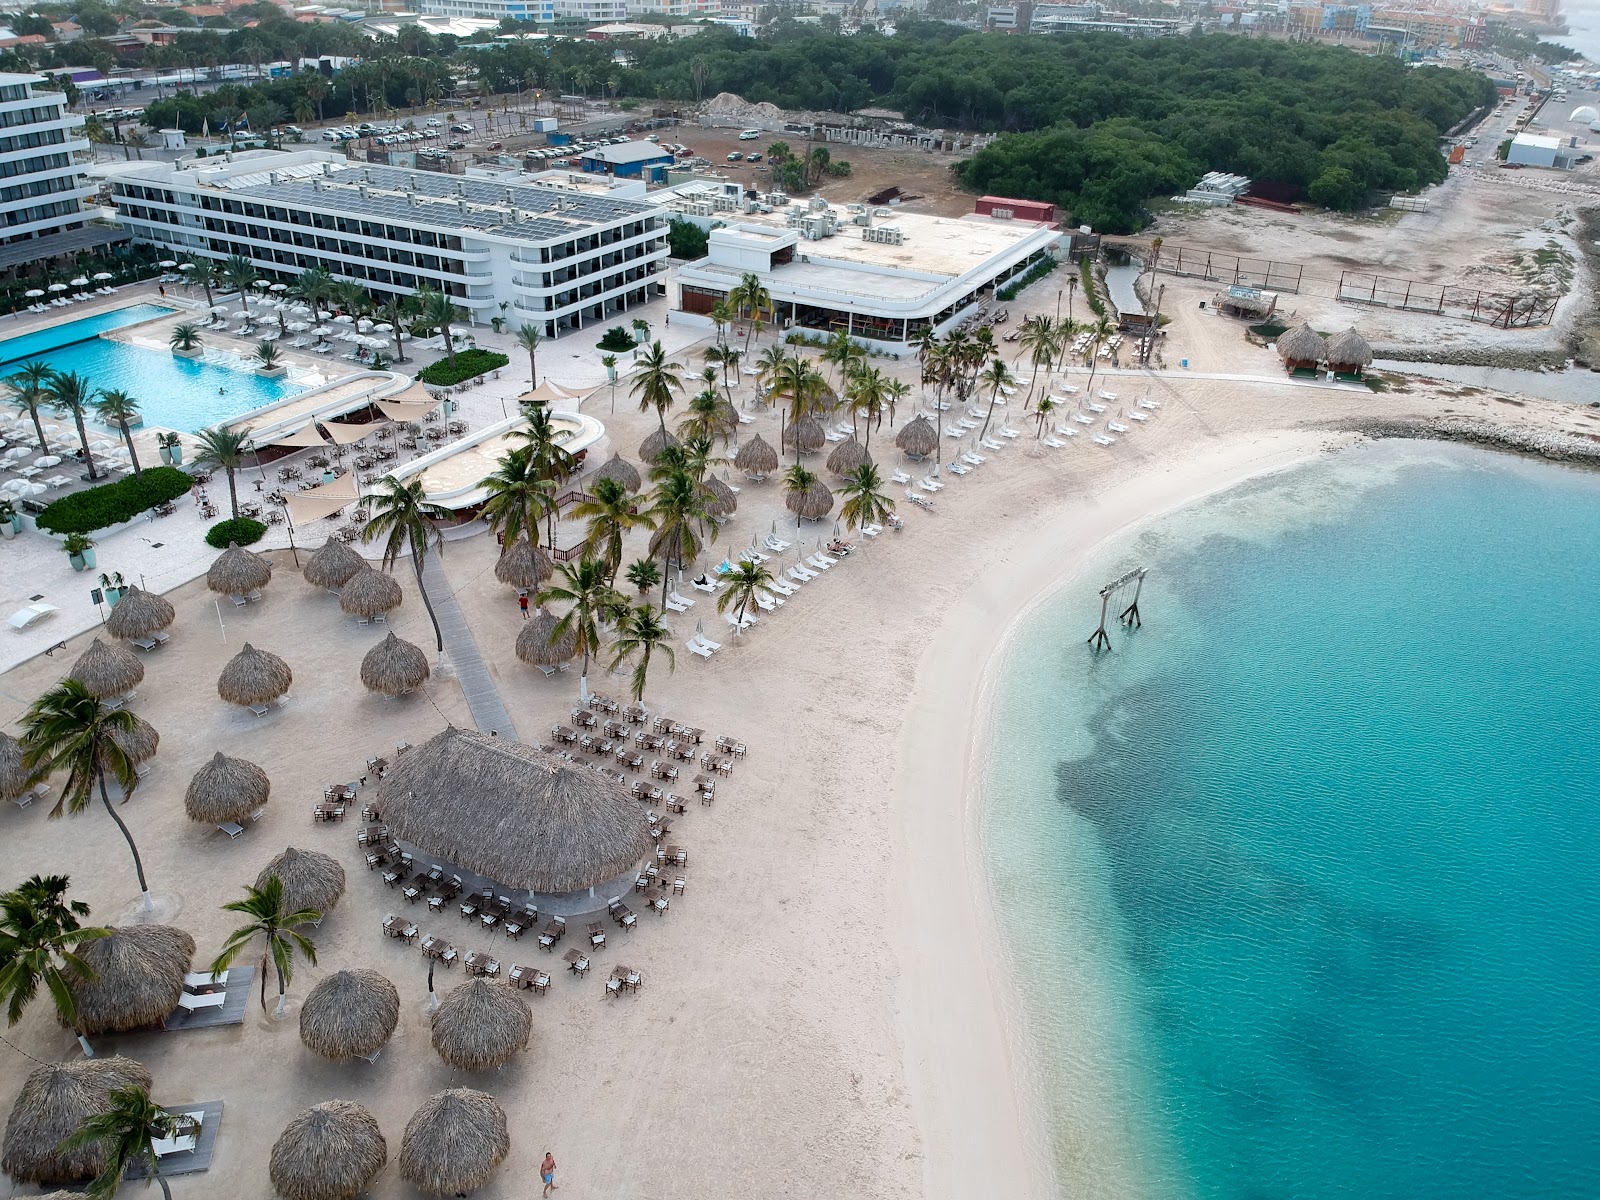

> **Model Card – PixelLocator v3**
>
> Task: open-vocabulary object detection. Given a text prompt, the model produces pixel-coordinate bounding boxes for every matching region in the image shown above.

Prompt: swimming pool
[0,304,306,434]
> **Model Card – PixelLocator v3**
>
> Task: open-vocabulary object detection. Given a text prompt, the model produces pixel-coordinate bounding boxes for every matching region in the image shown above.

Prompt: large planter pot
[104,587,123,606]
[442,398,455,417]
[158,446,172,465]
[0,523,13,541]
[255,365,288,378]
[168,445,183,465]
[172,346,203,360]
[69,548,96,571]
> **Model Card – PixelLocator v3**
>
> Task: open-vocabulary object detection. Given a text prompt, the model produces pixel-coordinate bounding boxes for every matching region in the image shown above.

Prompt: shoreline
[894,428,1339,1200]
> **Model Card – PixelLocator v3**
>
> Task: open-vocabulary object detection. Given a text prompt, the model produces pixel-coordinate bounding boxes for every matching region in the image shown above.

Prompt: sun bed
[174,991,227,1016]
[7,602,58,630]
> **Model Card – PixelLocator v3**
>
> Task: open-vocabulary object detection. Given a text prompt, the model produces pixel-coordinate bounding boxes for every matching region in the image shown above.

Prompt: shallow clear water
[0,303,303,434]
[985,441,1600,1199]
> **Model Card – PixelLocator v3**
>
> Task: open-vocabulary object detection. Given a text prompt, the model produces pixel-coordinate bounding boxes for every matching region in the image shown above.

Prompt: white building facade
[624,0,721,17]
[0,71,99,268]
[419,0,557,22]
[102,150,670,338]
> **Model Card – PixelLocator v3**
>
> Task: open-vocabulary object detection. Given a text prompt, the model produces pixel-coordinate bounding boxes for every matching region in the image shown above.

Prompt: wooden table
[563,947,589,975]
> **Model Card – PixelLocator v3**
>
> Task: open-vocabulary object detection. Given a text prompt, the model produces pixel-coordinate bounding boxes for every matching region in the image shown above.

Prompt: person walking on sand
[518,591,529,619]
[541,1151,558,1196]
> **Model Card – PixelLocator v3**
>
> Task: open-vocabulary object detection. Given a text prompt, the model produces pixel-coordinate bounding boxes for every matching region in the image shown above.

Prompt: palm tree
[191,426,251,520]
[839,462,894,532]
[417,287,462,365]
[478,447,551,550]
[571,476,654,584]
[709,299,734,345]
[883,377,910,435]
[630,340,683,434]
[1018,315,1058,406]
[19,681,156,913]
[845,365,889,444]
[361,477,452,656]
[716,558,772,633]
[977,357,1014,440]
[9,360,54,455]
[1084,317,1115,394]
[58,1085,194,1200]
[377,294,418,363]
[625,557,661,595]
[536,557,620,703]
[1034,394,1059,440]
[168,324,202,355]
[646,470,714,607]
[729,272,770,356]
[252,340,281,371]
[211,876,319,1018]
[288,266,334,313]
[0,875,107,1057]
[820,328,864,391]
[783,462,820,527]
[220,254,258,311]
[515,324,542,388]
[181,255,217,308]
[676,388,730,445]
[608,603,675,702]
[47,370,101,481]
[93,390,143,477]
[507,404,576,545]
[753,343,789,397]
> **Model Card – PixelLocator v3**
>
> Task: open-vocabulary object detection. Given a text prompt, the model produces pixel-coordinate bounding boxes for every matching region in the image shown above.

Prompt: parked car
[447,140,466,150]
[747,153,762,163]
[738,129,760,140]
[727,151,743,161]
[451,123,473,133]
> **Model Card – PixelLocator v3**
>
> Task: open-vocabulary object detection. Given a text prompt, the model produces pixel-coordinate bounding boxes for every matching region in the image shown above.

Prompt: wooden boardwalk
[422,555,516,738]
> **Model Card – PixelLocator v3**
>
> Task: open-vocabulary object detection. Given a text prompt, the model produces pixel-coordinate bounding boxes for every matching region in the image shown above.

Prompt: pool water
[0,303,304,434]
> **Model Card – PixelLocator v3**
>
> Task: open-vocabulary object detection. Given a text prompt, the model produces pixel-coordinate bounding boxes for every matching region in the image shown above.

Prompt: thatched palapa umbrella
[339,568,402,619]
[256,846,345,915]
[1324,328,1373,375]
[515,606,576,670]
[270,1100,387,1200]
[638,427,681,463]
[734,433,778,479]
[69,924,195,1035]
[103,585,174,641]
[430,978,532,1071]
[303,538,364,591]
[361,632,430,697]
[184,750,270,825]
[1276,322,1326,370]
[592,452,641,493]
[218,642,292,707]
[106,714,159,765]
[787,478,834,522]
[399,1089,509,1197]
[300,969,400,1061]
[0,730,31,805]
[702,473,737,518]
[493,535,552,591]
[68,638,144,699]
[895,414,939,460]
[2,1057,153,1186]
[826,437,872,477]
[783,413,825,455]
[206,543,273,597]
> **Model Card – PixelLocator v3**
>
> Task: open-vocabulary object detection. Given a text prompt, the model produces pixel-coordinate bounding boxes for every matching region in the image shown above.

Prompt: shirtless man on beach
[541,1151,559,1196]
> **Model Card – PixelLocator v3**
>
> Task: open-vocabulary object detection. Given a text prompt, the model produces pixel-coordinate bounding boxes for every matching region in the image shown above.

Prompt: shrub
[205,516,267,548]
[667,217,708,261]
[415,348,510,387]
[1080,257,1107,318]
[596,326,638,352]
[996,254,1057,301]
[37,466,193,534]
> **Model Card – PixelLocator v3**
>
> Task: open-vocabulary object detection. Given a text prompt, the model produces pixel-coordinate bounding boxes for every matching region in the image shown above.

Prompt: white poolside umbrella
[69,276,88,286]
[93,272,114,281]
[19,482,46,495]
[253,279,271,289]
[34,456,62,468]
[334,314,354,324]
[356,318,373,333]
[288,321,309,332]
[179,262,196,272]
[48,283,66,292]
[24,289,42,298]
[270,282,289,292]
[158,259,177,267]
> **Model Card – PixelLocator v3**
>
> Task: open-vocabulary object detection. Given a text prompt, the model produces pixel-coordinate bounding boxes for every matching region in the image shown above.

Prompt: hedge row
[37,467,193,535]
[205,517,267,548]
[416,348,510,387]
[997,255,1058,302]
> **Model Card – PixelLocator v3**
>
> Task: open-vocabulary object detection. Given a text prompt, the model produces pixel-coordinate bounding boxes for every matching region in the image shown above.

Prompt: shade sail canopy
[375,382,438,422]
[320,419,387,446]
[286,476,360,526]
[270,424,331,449]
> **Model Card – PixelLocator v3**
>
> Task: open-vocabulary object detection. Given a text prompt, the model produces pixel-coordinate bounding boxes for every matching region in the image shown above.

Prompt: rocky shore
[1341,416,1600,466]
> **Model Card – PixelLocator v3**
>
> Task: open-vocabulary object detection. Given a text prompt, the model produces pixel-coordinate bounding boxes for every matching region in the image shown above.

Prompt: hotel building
[0,71,103,271]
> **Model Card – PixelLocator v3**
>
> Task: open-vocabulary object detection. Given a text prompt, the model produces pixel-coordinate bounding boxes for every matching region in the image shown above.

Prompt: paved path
[420,554,516,738]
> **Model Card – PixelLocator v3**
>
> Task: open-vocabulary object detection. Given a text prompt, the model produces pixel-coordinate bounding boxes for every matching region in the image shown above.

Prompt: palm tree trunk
[529,349,538,388]
[75,414,99,481]
[28,405,49,456]
[120,424,142,476]
[979,391,999,440]
[98,769,152,911]
[275,961,288,1018]
[391,316,407,363]
[411,553,445,655]
[259,950,270,1011]
[225,467,239,520]
[155,1169,172,1200]
[441,319,456,364]
[202,280,213,307]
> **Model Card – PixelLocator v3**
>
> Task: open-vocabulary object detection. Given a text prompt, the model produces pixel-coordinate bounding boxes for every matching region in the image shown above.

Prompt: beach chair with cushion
[170,991,227,1021]
[686,639,713,660]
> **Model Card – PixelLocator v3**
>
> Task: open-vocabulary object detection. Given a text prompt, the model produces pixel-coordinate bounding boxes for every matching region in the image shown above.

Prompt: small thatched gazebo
[361,632,430,697]
[431,978,532,1071]
[0,730,28,805]
[69,924,195,1035]
[300,969,401,1061]
[270,1100,387,1200]
[218,643,292,708]
[1276,323,1326,373]
[303,538,365,591]
[68,638,144,700]
[493,535,553,592]
[782,413,825,455]
[515,606,577,671]
[826,437,872,477]
[339,568,402,619]
[398,1089,509,1197]
[786,477,834,523]
[591,452,641,493]
[206,543,273,597]
[103,586,174,641]
[702,474,737,519]
[1324,328,1373,377]
[257,846,345,915]
[106,714,159,765]
[895,415,939,460]
[184,750,270,825]
[638,427,681,463]
[2,1057,153,1186]
[734,433,779,480]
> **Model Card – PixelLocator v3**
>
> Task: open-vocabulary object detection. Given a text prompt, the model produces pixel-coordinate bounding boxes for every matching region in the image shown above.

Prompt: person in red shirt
[518,592,529,619]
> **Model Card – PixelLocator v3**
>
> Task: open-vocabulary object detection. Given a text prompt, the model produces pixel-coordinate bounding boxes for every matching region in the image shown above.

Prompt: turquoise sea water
[984,441,1600,1199]
[0,304,303,433]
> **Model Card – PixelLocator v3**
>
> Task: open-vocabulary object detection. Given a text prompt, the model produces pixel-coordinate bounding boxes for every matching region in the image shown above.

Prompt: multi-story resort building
[99,149,671,337]
[0,71,104,271]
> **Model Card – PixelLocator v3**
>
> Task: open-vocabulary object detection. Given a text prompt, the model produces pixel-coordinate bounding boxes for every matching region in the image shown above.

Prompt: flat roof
[719,207,1046,279]
[581,142,674,166]
[1512,133,1562,149]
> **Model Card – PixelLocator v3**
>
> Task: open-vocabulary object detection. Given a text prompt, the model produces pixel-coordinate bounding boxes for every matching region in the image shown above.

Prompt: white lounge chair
[861,523,882,537]
[1127,410,1149,422]
[763,535,790,552]
[668,591,696,608]
[1086,402,1107,414]
[785,566,809,585]
[1099,391,1118,402]
[692,632,722,651]
[814,551,839,566]
[664,596,689,613]
[1093,434,1116,446]
[686,639,713,659]
[1107,421,1129,433]
[962,452,984,466]
[906,491,934,509]
[1071,413,1094,425]
[1042,436,1066,448]
[184,970,228,991]
[769,578,797,596]
[890,470,911,484]
[691,576,719,593]
[174,991,227,1015]
[754,592,776,611]
[725,610,757,630]
[1054,424,1079,438]
[1139,398,1161,410]
[7,603,57,630]
[999,427,1021,438]
[981,438,1003,451]
[944,426,964,439]
[918,477,943,492]
[948,462,971,475]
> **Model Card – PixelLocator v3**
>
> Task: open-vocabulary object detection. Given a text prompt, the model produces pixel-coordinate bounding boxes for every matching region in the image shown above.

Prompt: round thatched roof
[206,543,273,596]
[714,399,740,440]
[218,643,292,706]
[2,1057,154,1185]
[184,750,270,825]
[826,437,872,477]
[786,479,834,522]
[104,586,175,640]
[69,924,196,1035]
[361,632,430,697]
[638,427,680,463]
[733,433,778,477]
[256,846,345,915]
[399,1089,508,1197]
[339,568,402,618]
[68,638,144,699]
[702,474,737,519]
[895,414,939,459]
[373,726,652,893]
[782,413,825,454]
[300,969,400,1061]
[303,538,365,590]
[106,714,159,765]
[493,536,552,591]
[1324,328,1373,366]
[430,978,532,1072]
[1276,322,1326,363]
[0,730,31,803]
[592,452,641,493]
[515,607,577,668]
[270,1100,387,1200]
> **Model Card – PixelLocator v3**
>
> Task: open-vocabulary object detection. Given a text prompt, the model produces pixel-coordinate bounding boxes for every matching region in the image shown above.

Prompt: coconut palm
[782,462,821,517]
[1034,394,1059,441]
[977,357,1015,441]
[1083,317,1115,393]
[753,343,789,397]
[645,469,715,607]
[377,293,418,363]
[716,559,772,633]
[845,365,890,444]
[0,875,107,1056]
[630,340,683,434]
[10,359,54,455]
[625,558,660,595]
[252,340,281,371]
[536,557,621,703]
[58,1084,195,1200]
[191,425,251,520]
[515,324,542,388]
[608,603,675,702]
[839,462,894,533]
[361,477,451,656]
[48,370,101,481]
[709,299,733,345]
[676,387,735,446]
[330,281,372,322]
[416,287,462,365]
[211,875,318,1018]
[728,271,770,356]
[883,378,910,435]
[181,255,216,307]
[288,266,334,312]
[703,343,742,398]
[820,328,864,391]
[92,391,143,478]
[167,325,202,355]
[507,405,576,546]
[570,476,654,585]
[18,681,156,913]
[220,254,258,311]
[477,448,551,550]
[1017,315,1058,405]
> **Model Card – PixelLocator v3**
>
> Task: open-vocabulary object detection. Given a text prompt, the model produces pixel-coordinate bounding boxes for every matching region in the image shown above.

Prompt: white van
[738,129,760,140]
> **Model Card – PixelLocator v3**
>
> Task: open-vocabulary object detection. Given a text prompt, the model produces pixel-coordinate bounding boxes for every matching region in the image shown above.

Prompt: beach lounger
[1054,425,1079,438]
[1071,413,1094,425]
[944,426,965,438]
[962,453,984,466]
[218,821,244,839]
[918,477,943,492]
[981,438,1004,451]
[1127,410,1149,422]
[1099,391,1118,402]
[1042,436,1066,448]
[725,611,757,630]
[173,991,227,1016]
[754,592,776,611]
[814,552,839,566]
[1093,434,1116,446]
[691,576,719,593]
[906,491,935,509]
[861,523,882,537]
[686,639,713,659]
[693,632,722,651]
[824,429,845,441]
[668,591,696,608]
[1086,402,1107,414]
[664,595,689,613]
[805,554,832,571]
[7,603,57,630]
[1107,421,1129,433]
[999,427,1021,438]
[947,461,969,475]
[768,578,797,596]
[763,535,791,552]
[890,470,911,484]
[1139,398,1161,410]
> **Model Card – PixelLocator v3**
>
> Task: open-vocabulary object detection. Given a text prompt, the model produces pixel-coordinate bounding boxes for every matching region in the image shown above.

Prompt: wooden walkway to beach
[421,555,516,738]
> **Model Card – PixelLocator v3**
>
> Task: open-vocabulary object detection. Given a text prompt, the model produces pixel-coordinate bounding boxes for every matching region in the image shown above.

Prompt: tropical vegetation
[35,467,193,535]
